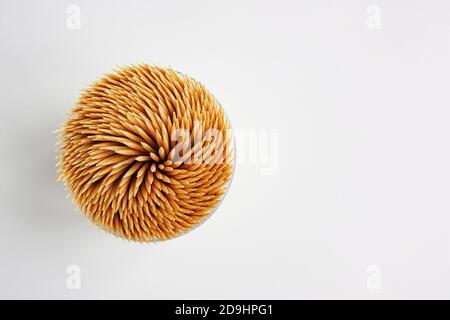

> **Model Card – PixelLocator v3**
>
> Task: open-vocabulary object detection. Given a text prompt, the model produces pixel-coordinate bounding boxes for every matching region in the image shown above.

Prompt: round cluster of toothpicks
[57,64,234,241]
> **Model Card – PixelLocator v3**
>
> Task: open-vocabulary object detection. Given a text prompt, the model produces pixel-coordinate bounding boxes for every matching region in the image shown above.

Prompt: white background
[1,0,450,299]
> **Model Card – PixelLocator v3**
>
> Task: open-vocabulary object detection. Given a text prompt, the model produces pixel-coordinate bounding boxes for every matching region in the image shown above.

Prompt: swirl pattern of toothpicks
[57,64,234,241]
